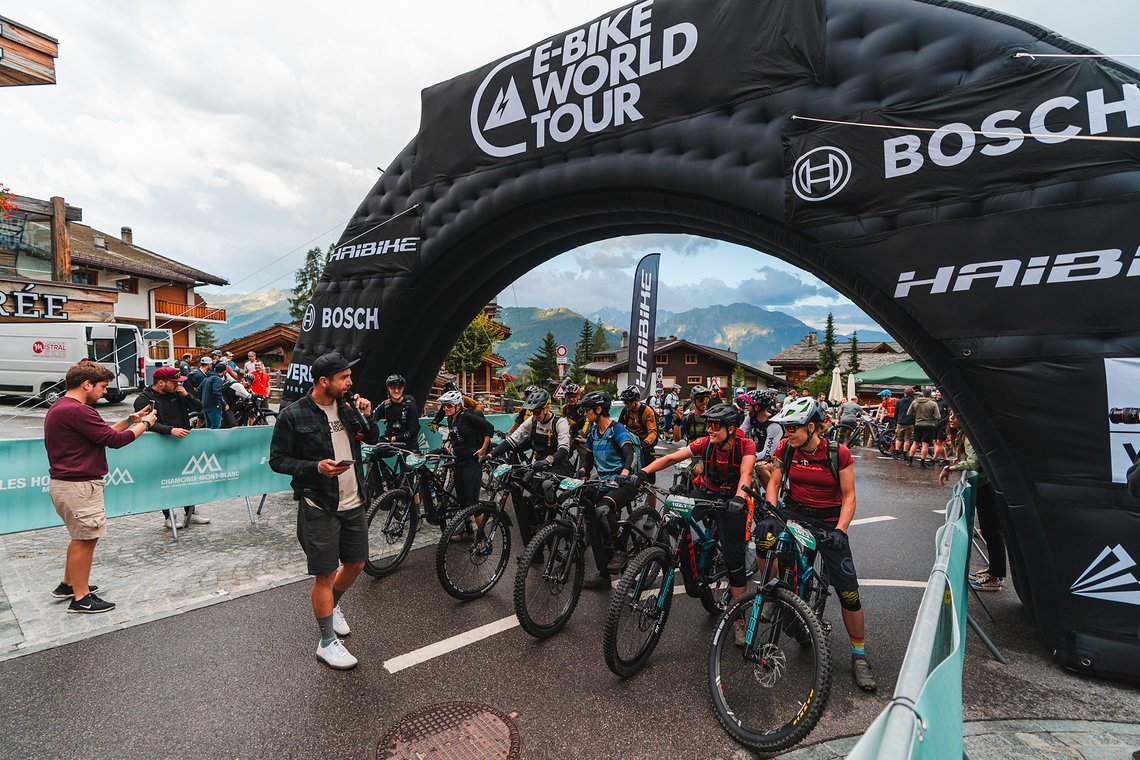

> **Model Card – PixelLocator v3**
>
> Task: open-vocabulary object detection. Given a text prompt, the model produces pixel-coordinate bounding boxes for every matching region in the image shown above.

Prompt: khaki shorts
[895,423,915,443]
[49,479,107,540]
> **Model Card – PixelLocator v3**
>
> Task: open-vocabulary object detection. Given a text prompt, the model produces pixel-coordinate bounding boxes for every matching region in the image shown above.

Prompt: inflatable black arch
[289,0,1140,681]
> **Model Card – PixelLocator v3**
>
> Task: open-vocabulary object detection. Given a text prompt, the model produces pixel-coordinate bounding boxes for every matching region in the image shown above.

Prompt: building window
[657,354,669,365]
[687,375,702,385]
[71,269,99,286]
[685,353,698,365]
[116,277,139,294]
[662,376,677,389]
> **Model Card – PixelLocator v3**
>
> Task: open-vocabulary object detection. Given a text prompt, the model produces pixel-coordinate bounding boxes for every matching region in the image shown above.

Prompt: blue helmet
[878,390,892,397]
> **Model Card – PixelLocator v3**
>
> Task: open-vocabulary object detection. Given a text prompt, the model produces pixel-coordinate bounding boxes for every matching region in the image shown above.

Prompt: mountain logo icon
[483,77,527,131]
[182,452,223,475]
[1070,544,1140,607]
[104,468,134,486]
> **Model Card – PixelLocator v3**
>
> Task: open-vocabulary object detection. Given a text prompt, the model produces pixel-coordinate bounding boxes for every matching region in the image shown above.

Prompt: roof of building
[68,223,228,286]
[585,337,790,387]
[218,322,300,357]
[769,333,905,367]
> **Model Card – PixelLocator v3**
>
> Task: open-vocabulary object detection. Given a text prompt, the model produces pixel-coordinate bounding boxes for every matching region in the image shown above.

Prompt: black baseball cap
[311,352,359,380]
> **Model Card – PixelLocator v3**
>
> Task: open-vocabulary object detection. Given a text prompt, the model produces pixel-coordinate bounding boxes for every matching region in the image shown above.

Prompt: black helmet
[524,384,540,396]
[747,389,779,413]
[442,380,459,393]
[690,384,711,399]
[386,373,406,388]
[618,385,641,402]
[523,389,551,411]
[581,390,612,415]
[563,381,581,396]
[702,403,745,428]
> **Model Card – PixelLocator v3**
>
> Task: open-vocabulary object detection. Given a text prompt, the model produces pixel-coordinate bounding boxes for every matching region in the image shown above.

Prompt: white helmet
[439,390,464,407]
[772,397,825,426]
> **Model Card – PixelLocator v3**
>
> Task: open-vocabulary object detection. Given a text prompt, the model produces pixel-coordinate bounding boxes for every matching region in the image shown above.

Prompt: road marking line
[933,509,946,514]
[383,615,518,673]
[849,516,896,526]
[860,579,928,588]
[877,456,894,460]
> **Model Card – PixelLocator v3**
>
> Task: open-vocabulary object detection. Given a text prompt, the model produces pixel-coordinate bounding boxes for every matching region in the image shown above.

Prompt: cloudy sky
[5,1,1135,332]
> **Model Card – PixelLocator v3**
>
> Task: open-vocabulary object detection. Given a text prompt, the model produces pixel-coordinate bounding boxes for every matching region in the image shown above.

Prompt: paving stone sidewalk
[778,720,1140,758]
[0,492,440,660]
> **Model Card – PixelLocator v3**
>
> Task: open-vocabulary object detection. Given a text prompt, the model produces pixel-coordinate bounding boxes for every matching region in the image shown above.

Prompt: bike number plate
[493,463,512,477]
[405,453,426,468]
[664,495,695,518]
[675,458,692,472]
[786,520,817,550]
[559,477,584,491]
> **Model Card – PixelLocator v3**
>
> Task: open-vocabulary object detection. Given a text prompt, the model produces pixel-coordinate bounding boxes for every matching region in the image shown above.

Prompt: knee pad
[838,588,861,612]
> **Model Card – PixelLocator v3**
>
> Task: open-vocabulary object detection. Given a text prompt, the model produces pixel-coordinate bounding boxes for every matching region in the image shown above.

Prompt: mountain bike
[231,394,276,426]
[707,486,833,753]
[513,477,660,639]
[863,418,896,456]
[362,449,459,577]
[435,462,538,601]
[602,487,757,678]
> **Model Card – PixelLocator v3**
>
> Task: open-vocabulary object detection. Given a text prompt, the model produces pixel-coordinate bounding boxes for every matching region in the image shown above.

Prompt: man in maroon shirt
[44,363,156,614]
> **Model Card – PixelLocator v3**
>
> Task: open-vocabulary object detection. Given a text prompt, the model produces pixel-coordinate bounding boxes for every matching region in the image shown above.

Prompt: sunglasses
[707,421,724,431]
[784,423,806,433]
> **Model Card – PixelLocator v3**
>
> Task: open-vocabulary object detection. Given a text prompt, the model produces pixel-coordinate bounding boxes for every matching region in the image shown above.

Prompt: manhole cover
[377,701,521,759]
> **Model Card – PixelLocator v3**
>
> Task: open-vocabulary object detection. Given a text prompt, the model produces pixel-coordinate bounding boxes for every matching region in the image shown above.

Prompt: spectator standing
[893,388,916,459]
[932,389,950,466]
[176,352,193,378]
[268,352,379,670]
[939,411,1005,591]
[907,389,941,467]
[243,351,258,375]
[837,397,864,447]
[442,390,494,518]
[184,356,211,397]
[135,367,208,529]
[45,363,157,613]
[198,361,227,429]
[662,387,679,430]
[250,361,271,404]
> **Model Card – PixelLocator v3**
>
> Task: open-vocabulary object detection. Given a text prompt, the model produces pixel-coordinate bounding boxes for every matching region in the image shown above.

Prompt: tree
[526,331,559,389]
[818,313,840,375]
[444,312,501,392]
[195,323,217,349]
[846,332,862,376]
[591,319,610,354]
[288,245,326,321]
[732,364,746,389]
[571,320,594,383]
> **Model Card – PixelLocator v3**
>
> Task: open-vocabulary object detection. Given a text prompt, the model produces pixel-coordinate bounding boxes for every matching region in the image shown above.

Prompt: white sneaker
[331,605,351,636]
[188,514,211,525]
[316,638,357,670]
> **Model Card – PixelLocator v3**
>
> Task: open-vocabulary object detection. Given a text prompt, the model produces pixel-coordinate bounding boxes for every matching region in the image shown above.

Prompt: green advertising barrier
[848,473,976,760]
[0,409,543,535]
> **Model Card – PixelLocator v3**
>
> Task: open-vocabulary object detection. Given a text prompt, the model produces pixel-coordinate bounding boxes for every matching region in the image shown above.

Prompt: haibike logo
[895,247,1140,298]
[182,452,222,475]
[103,468,134,486]
[286,362,312,384]
[471,0,698,158]
[321,306,379,331]
[301,304,315,332]
[632,269,654,390]
[884,83,1140,179]
[327,237,419,262]
[792,147,853,202]
[1070,544,1140,606]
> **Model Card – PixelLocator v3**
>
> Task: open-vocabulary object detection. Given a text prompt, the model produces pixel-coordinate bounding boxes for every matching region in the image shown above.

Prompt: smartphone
[336,460,356,467]
[138,404,153,414]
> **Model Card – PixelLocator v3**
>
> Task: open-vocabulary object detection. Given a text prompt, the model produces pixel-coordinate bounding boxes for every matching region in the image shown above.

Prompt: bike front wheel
[708,587,832,753]
[363,488,419,577]
[877,429,896,456]
[603,545,674,678]
[513,521,583,639]
[435,502,512,601]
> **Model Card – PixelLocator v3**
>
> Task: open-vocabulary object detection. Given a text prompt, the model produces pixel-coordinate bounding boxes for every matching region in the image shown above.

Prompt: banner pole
[244,497,255,524]
[256,494,268,516]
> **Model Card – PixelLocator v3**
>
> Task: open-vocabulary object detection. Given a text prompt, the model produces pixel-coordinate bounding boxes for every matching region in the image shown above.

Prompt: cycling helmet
[878,389,892,397]
[581,390,612,415]
[439,390,464,407]
[524,384,540,395]
[386,373,406,387]
[618,385,641,402]
[563,381,581,397]
[701,403,745,428]
[772,397,826,427]
[747,389,779,413]
[442,380,459,393]
[690,384,711,399]
[523,389,551,411]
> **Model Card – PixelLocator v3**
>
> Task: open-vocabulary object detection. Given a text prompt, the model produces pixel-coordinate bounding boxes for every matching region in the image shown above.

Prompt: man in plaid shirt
[270,352,380,670]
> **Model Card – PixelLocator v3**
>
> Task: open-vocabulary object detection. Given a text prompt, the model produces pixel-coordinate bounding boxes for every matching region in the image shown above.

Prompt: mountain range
[206,291,891,373]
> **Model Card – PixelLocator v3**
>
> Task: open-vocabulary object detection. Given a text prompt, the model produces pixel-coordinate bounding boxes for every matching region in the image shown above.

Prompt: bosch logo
[301,304,315,332]
[792,146,853,202]
[33,341,44,354]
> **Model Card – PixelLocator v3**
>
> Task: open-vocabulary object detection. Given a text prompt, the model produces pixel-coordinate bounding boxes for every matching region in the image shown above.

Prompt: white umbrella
[847,371,857,401]
[828,367,843,403]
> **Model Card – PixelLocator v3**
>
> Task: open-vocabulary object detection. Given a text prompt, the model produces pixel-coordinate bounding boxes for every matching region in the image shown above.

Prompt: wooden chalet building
[0,15,58,87]
[768,332,910,391]
[584,335,791,399]
[218,322,300,370]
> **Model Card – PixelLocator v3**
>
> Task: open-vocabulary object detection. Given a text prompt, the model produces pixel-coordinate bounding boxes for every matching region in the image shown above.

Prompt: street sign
[556,344,568,357]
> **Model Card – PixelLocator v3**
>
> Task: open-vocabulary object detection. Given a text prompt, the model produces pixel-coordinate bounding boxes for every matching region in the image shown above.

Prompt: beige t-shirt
[316,400,363,511]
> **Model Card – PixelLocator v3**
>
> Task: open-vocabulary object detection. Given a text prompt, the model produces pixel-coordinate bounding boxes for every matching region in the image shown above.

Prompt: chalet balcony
[154,299,226,323]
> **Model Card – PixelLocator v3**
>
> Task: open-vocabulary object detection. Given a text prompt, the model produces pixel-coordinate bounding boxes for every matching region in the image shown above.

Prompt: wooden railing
[154,299,226,322]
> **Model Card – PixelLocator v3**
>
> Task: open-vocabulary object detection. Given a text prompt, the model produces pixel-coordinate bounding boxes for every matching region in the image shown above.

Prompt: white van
[0,322,145,405]
[142,328,175,386]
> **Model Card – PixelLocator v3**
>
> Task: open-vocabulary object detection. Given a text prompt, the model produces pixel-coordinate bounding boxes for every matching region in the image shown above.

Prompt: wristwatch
[142,420,152,429]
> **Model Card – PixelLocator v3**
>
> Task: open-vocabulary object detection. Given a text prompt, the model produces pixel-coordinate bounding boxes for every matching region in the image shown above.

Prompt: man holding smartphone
[269,352,379,670]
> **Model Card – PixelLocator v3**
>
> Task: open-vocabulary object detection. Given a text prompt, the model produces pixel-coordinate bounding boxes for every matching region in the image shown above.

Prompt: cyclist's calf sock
[332,588,345,606]
[850,635,866,660]
[317,614,337,646]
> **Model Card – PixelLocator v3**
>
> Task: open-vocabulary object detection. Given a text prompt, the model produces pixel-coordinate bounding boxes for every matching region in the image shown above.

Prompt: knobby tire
[513,521,583,639]
[435,502,512,601]
[363,488,418,577]
[602,544,674,678]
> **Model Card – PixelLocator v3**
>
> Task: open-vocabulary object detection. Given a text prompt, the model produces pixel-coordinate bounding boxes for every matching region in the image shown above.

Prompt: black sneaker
[582,573,612,590]
[67,593,116,614]
[51,582,99,599]
[605,549,629,574]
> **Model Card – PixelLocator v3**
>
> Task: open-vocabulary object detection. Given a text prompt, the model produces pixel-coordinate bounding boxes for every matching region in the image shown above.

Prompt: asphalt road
[0,439,1134,759]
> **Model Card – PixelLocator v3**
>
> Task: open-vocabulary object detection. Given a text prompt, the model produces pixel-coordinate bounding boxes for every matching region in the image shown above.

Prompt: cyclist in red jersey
[765,397,877,693]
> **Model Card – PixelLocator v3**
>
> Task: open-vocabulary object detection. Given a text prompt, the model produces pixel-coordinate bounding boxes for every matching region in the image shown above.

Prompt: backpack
[604,422,643,471]
[618,405,656,454]
[700,430,746,493]
[780,438,841,493]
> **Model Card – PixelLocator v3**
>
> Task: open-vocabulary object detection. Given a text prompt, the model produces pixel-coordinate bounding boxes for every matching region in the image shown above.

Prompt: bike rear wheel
[877,429,896,456]
[603,545,674,678]
[253,410,278,426]
[363,488,419,577]
[435,502,512,601]
[708,587,832,753]
[513,521,583,639]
